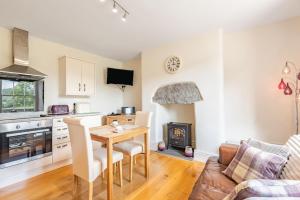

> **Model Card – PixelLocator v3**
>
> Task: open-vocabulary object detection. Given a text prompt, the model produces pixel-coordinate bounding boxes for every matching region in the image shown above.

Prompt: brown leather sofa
[189,144,239,200]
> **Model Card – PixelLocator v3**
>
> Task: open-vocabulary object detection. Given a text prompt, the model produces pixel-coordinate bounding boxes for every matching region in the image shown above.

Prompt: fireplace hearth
[167,122,192,149]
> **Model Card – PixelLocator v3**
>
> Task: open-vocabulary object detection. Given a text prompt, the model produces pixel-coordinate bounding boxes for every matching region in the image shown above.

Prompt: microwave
[121,107,135,115]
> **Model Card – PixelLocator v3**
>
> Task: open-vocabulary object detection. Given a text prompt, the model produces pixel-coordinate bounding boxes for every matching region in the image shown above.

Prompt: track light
[121,13,127,22]
[112,1,118,13]
[102,0,129,21]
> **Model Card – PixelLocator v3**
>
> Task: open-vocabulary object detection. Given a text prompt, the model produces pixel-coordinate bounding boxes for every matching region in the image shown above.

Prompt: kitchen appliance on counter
[74,102,91,114]
[49,105,69,115]
[121,107,135,115]
[0,119,52,168]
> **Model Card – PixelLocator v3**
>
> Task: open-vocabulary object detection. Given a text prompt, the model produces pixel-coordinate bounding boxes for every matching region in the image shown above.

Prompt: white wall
[0,26,124,119]
[140,16,300,156]
[223,17,300,144]
[141,30,224,155]
[122,54,142,111]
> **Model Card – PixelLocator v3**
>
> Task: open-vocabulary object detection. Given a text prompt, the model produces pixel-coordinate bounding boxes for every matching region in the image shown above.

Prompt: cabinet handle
[62,144,68,148]
[79,83,81,91]
[57,137,61,140]
[62,136,68,139]
[62,128,68,131]
[57,128,61,131]
[57,145,61,149]
[84,84,86,92]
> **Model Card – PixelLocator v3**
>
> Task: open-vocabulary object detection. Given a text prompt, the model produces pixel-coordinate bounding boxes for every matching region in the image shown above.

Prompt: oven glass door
[8,133,33,163]
[0,128,52,168]
[32,132,45,156]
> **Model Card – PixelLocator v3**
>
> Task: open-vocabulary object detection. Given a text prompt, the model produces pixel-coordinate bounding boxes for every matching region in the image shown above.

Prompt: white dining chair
[64,117,124,200]
[74,115,103,150]
[113,111,152,181]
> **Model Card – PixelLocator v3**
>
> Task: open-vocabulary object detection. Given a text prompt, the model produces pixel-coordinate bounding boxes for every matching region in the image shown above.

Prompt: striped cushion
[223,142,287,184]
[224,179,300,200]
[280,135,300,180]
[247,138,290,159]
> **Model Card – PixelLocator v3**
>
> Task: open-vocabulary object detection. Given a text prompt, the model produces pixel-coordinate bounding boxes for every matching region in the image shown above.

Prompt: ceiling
[0,0,300,61]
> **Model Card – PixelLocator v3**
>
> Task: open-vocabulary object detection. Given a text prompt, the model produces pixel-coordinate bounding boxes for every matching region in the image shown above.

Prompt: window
[1,80,36,112]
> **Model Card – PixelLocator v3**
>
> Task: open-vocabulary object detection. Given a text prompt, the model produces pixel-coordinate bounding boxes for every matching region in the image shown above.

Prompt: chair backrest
[75,115,103,150]
[64,117,96,182]
[75,115,103,128]
[134,111,153,143]
[135,111,153,128]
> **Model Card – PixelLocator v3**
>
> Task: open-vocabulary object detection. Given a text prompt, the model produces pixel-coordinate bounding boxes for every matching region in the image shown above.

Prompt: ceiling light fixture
[112,1,118,13]
[109,0,130,21]
[99,0,106,2]
[121,12,127,22]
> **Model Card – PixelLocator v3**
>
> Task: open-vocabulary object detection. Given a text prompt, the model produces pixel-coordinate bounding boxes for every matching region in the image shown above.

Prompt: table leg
[144,131,150,179]
[107,139,113,200]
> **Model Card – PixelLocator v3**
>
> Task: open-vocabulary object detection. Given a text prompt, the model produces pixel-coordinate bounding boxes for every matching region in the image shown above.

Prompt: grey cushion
[114,141,143,156]
[247,138,290,159]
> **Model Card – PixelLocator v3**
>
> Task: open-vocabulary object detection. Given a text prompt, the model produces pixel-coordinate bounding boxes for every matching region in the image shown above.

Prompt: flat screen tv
[107,68,134,86]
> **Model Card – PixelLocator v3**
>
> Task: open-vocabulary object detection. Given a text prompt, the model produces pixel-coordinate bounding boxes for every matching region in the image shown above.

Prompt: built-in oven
[0,119,52,168]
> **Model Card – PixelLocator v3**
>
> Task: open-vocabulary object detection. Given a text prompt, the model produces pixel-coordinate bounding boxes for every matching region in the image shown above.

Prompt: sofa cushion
[189,157,236,200]
[247,138,290,159]
[223,142,287,184]
[224,179,300,200]
[281,135,300,180]
[219,143,239,166]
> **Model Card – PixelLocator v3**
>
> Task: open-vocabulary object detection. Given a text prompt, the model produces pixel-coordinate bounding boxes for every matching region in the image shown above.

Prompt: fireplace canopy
[152,82,203,104]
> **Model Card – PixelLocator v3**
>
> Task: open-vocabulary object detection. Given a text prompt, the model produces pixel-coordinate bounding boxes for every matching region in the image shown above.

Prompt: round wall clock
[165,56,181,74]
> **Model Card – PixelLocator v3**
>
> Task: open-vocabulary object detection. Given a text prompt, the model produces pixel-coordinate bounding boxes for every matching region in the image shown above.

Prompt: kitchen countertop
[0,112,103,124]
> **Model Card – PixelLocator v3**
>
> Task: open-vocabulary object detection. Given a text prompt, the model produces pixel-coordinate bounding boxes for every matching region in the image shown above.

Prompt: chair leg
[134,155,137,165]
[73,175,78,198]
[118,160,123,187]
[114,163,117,174]
[88,182,93,200]
[129,156,133,182]
[101,170,105,179]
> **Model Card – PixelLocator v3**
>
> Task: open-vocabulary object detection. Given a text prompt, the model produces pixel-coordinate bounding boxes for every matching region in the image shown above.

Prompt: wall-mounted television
[107,68,134,86]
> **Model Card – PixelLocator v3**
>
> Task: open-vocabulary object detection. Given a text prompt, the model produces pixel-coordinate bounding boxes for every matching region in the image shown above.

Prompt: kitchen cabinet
[59,56,95,96]
[52,142,72,163]
[106,115,136,125]
[52,118,72,163]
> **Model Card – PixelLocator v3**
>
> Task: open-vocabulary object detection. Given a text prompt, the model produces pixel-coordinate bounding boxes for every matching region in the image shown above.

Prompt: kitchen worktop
[0,112,103,124]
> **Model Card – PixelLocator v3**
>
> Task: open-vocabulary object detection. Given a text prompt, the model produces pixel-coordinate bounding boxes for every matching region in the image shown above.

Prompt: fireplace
[152,82,202,159]
[167,122,192,149]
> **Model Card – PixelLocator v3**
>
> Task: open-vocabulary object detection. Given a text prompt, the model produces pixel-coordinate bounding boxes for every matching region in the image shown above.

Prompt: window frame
[0,79,39,113]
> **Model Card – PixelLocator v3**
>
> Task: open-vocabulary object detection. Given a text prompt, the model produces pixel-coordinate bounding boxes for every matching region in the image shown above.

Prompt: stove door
[0,131,33,167]
[0,128,51,168]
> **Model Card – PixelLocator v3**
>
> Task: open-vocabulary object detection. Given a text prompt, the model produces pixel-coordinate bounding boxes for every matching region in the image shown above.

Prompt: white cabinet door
[53,142,72,163]
[65,58,82,95]
[81,62,95,96]
[60,56,96,96]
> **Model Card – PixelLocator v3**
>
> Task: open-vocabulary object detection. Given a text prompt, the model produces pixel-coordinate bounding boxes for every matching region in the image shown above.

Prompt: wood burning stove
[167,122,192,149]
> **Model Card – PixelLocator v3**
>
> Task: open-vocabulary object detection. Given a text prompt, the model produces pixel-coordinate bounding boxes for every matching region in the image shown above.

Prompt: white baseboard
[150,142,158,150]
[0,158,72,189]
[193,149,217,163]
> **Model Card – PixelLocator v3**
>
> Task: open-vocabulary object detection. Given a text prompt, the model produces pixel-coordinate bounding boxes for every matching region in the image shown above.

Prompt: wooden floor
[0,152,204,200]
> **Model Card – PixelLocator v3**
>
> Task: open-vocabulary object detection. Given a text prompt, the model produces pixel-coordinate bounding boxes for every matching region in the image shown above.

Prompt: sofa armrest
[219,143,239,166]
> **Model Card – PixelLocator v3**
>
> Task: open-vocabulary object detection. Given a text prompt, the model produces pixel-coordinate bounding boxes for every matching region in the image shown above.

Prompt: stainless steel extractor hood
[0,28,47,81]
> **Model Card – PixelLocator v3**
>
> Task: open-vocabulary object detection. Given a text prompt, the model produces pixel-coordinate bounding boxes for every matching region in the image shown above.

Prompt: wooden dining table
[89,125,150,200]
